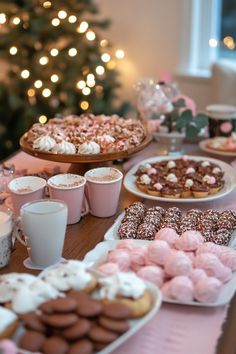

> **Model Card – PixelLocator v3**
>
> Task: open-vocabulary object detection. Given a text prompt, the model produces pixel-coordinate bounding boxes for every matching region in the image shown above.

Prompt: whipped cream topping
[186,167,195,174]
[203,175,216,185]
[77,141,101,155]
[33,135,56,152]
[167,160,176,169]
[99,272,146,300]
[42,260,92,291]
[154,182,163,190]
[212,167,221,174]
[166,173,178,183]
[98,135,115,143]
[140,163,152,173]
[185,179,194,188]
[201,161,210,167]
[52,140,76,154]
[12,278,60,314]
[0,306,17,332]
[0,273,37,303]
[140,174,151,185]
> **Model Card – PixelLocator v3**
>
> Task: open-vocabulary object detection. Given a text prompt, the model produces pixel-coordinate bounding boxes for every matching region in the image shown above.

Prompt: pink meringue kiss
[194,253,232,283]
[168,276,194,302]
[155,227,179,246]
[116,239,136,252]
[219,249,236,272]
[161,281,173,299]
[185,251,195,262]
[175,231,204,251]
[194,277,222,303]
[97,262,120,275]
[130,247,147,272]
[137,265,164,287]
[190,268,208,284]
[196,242,222,257]
[164,250,192,277]
[108,249,131,271]
[147,240,171,266]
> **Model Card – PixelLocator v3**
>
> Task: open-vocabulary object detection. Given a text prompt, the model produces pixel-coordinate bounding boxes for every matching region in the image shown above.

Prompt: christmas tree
[0,0,129,159]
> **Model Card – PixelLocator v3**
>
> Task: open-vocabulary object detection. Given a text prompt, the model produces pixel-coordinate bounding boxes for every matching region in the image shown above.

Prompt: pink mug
[84,167,123,218]
[8,176,46,217]
[47,174,88,225]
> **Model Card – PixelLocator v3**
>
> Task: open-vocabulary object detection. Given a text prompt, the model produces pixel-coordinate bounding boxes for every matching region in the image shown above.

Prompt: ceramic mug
[17,199,68,268]
[0,206,13,269]
[84,167,123,218]
[8,176,46,217]
[206,104,236,137]
[47,174,89,225]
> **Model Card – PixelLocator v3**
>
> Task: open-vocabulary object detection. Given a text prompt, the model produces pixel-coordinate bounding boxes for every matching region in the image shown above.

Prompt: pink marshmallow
[137,265,164,287]
[175,231,204,251]
[108,249,131,271]
[130,247,147,272]
[97,262,120,275]
[146,240,171,266]
[168,276,194,302]
[194,277,222,303]
[219,249,236,272]
[194,253,232,283]
[190,268,208,284]
[196,242,222,257]
[164,250,192,277]
[155,227,179,246]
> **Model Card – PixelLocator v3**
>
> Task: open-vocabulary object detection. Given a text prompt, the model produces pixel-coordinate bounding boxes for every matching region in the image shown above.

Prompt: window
[219,0,236,59]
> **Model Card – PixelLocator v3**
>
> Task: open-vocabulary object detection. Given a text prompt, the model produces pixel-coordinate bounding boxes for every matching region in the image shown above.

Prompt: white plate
[123,155,236,203]
[199,139,236,157]
[104,211,236,250]
[17,262,162,354]
[84,240,236,307]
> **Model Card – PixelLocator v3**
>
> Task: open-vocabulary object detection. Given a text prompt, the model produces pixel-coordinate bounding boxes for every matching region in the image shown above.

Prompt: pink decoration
[116,239,135,252]
[154,227,179,246]
[196,242,222,257]
[137,265,164,287]
[190,268,208,284]
[0,340,18,354]
[153,182,163,191]
[219,249,236,272]
[147,168,157,175]
[158,71,173,84]
[220,121,233,134]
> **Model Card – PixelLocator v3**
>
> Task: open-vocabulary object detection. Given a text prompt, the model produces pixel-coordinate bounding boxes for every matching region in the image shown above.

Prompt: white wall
[98,0,211,112]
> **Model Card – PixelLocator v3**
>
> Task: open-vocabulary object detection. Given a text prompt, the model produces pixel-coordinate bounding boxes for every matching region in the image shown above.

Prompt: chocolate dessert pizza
[135,156,225,199]
[25,114,146,155]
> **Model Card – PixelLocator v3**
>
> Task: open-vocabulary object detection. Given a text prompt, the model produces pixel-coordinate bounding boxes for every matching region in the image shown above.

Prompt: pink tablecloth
[5,144,235,354]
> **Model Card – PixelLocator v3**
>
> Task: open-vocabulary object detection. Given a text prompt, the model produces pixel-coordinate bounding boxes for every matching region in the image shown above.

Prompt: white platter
[103,211,236,250]
[199,139,236,157]
[84,240,236,307]
[16,263,162,354]
[123,155,236,203]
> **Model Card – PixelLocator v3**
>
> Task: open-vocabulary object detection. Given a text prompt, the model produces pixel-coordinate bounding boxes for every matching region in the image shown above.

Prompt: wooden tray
[19,133,152,164]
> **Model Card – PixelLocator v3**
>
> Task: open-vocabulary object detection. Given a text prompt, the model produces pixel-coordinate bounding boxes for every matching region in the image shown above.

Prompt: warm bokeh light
[86,30,96,41]
[0,13,6,24]
[76,80,86,89]
[50,48,59,56]
[96,65,105,75]
[12,17,21,25]
[58,10,67,19]
[86,74,95,87]
[51,74,59,82]
[100,39,108,47]
[82,87,91,95]
[77,21,88,33]
[101,53,110,63]
[223,36,235,50]
[38,115,47,124]
[21,70,30,79]
[80,101,89,110]
[51,18,60,26]
[39,56,49,65]
[68,15,77,23]
[68,48,77,57]
[209,38,218,48]
[107,60,116,70]
[42,88,52,97]
[9,46,18,55]
[43,1,51,8]
[27,88,35,97]
[34,80,43,88]
[115,49,125,59]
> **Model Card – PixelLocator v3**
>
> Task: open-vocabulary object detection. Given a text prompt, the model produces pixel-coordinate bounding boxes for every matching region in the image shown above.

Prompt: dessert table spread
[1,141,236,354]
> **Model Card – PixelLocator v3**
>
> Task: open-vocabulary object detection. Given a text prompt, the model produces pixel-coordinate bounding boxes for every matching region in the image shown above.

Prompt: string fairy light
[12,16,21,25]
[43,1,51,8]
[21,69,30,79]
[39,56,49,65]
[100,39,108,47]
[51,74,59,82]
[76,80,86,89]
[96,65,105,75]
[77,21,88,33]
[38,115,47,124]
[9,46,18,55]
[68,15,77,23]
[34,80,43,88]
[58,10,67,19]
[27,88,35,97]
[51,18,60,26]
[86,30,96,41]
[50,48,59,56]
[82,87,91,95]
[115,49,125,59]
[68,48,77,57]
[80,101,89,110]
[0,13,6,24]
[42,88,52,97]
[101,53,110,63]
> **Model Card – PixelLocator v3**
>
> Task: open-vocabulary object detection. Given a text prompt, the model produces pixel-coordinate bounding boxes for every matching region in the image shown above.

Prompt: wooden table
[1,143,236,354]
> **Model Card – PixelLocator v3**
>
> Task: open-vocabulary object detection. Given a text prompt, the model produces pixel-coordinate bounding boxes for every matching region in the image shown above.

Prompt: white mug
[18,199,68,268]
